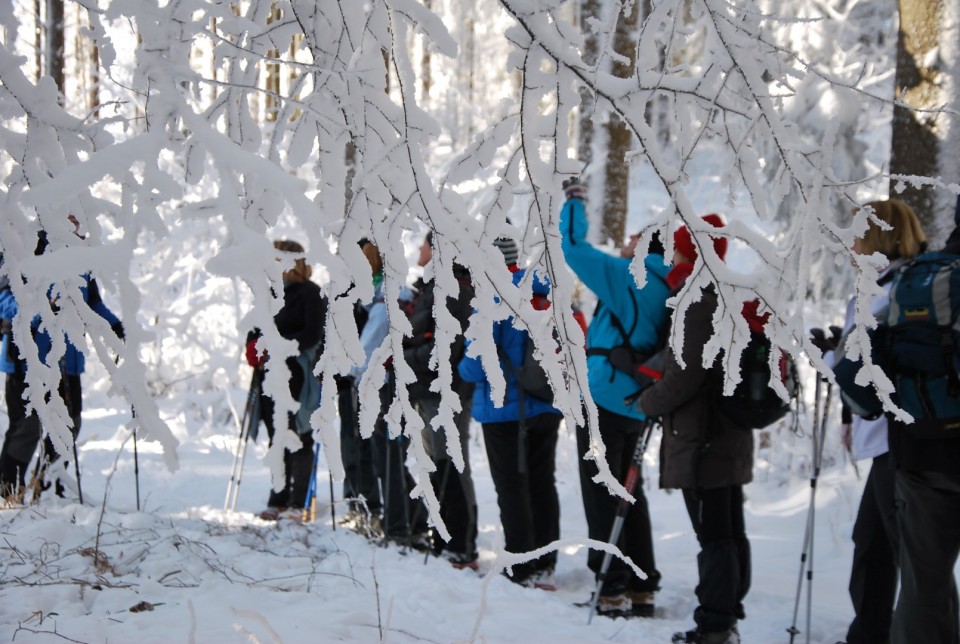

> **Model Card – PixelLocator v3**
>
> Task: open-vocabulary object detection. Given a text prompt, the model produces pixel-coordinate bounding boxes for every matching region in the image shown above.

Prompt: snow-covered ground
[0,371,925,644]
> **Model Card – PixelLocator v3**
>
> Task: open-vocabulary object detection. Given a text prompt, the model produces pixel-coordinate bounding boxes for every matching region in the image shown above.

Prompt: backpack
[497,291,560,404]
[717,329,798,430]
[879,251,960,437]
[587,295,667,392]
[499,331,554,403]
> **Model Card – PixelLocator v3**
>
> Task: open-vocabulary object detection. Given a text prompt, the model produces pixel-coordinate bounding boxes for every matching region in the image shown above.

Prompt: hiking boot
[258,507,284,521]
[627,590,656,617]
[385,531,431,552]
[596,592,633,618]
[279,508,305,522]
[531,568,557,591]
[672,626,740,644]
[441,550,480,571]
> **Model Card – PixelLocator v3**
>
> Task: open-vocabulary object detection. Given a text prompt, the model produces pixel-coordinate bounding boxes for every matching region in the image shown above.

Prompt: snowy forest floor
[3,372,943,644]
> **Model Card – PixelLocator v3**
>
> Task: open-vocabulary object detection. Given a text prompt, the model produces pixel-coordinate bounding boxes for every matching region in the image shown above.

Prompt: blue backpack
[880,251,960,437]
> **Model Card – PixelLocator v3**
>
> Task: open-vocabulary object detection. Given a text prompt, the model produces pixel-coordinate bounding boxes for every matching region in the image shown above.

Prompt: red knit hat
[673,214,727,262]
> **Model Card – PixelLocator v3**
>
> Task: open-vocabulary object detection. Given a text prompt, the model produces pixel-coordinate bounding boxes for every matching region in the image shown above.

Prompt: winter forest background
[1,0,959,642]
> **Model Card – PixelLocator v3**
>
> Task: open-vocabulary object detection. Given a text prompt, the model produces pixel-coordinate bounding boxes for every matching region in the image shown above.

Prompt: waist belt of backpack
[586,295,643,383]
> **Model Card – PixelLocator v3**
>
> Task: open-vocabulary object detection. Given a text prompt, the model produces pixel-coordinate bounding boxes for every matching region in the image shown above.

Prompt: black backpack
[717,329,798,430]
[587,296,668,393]
[499,329,555,404]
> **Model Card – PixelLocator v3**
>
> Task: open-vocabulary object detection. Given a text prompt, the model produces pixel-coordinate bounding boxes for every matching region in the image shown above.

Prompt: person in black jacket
[245,240,326,521]
[889,195,960,644]
[637,215,748,644]
[405,232,478,568]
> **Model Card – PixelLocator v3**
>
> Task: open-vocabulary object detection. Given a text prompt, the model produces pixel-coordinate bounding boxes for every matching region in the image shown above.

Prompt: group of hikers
[2,182,959,644]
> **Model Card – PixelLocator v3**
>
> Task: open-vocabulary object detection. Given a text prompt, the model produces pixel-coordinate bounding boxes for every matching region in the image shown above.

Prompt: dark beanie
[493,237,519,266]
[673,214,727,262]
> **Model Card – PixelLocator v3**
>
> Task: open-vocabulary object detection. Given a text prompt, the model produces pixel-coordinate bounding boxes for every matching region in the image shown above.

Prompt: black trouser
[371,379,427,537]
[847,453,899,644]
[682,485,751,634]
[0,372,80,498]
[417,393,477,557]
[259,395,314,510]
[0,371,38,494]
[893,469,960,644]
[482,413,561,582]
[576,406,660,595]
[338,377,381,513]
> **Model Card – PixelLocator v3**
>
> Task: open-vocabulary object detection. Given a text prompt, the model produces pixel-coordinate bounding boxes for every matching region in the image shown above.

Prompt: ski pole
[228,389,259,512]
[328,470,336,531]
[788,375,831,643]
[132,407,140,511]
[225,369,261,511]
[71,434,83,505]
[303,441,321,523]
[587,417,656,624]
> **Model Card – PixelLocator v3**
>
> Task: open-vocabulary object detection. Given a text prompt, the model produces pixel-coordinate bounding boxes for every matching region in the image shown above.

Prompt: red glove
[246,338,267,367]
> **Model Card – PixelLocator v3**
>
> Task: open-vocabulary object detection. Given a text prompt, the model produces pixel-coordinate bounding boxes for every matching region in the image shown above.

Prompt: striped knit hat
[493,237,519,266]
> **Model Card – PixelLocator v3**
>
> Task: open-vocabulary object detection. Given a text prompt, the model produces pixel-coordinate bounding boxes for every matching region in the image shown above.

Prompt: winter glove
[562,176,586,201]
[809,326,842,354]
[245,338,267,367]
[111,322,125,342]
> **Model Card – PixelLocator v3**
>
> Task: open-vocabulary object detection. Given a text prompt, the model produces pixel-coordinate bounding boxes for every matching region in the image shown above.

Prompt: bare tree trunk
[421,0,432,103]
[264,5,281,122]
[87,11,100,118]
[576,0,601,170]
[600,2,639,246]
[47,0,65,102]
[890,0,956,243]
[34,0,42,82]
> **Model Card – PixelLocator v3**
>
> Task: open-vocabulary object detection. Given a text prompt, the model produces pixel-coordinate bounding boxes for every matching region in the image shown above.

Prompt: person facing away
[245,239,326,521]
[404,231,479,569]
[0,220,124,503]
[887,194,960,644]
[458,235,563,590]
[822,199,926,644]
[349,239,429,547]
[558,177,671,617]
[636,214,750,644]
[335,283,382,535]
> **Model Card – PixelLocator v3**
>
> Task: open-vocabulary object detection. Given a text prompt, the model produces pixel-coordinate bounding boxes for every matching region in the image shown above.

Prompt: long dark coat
[637,285,753,490]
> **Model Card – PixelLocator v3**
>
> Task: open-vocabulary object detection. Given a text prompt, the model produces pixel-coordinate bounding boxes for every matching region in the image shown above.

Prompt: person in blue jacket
[0,226,123,502]
[458,236,563,590]
[559,178,671,617]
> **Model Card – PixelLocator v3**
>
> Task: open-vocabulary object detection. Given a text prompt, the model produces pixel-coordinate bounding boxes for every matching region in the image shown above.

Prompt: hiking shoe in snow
[596,592,634,618]
[442,550,480,571]
[531,568,557,591]
[279,508,305,522]
[627,590,656,617]
[672,626,740,644]
[385,531,432,552]
[258,507,283,521]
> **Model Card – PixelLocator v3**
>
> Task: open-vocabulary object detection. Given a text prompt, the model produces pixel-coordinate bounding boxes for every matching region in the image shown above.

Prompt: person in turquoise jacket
[458,236,563,590]
[0,229,123,501]
[559,178,671,618]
